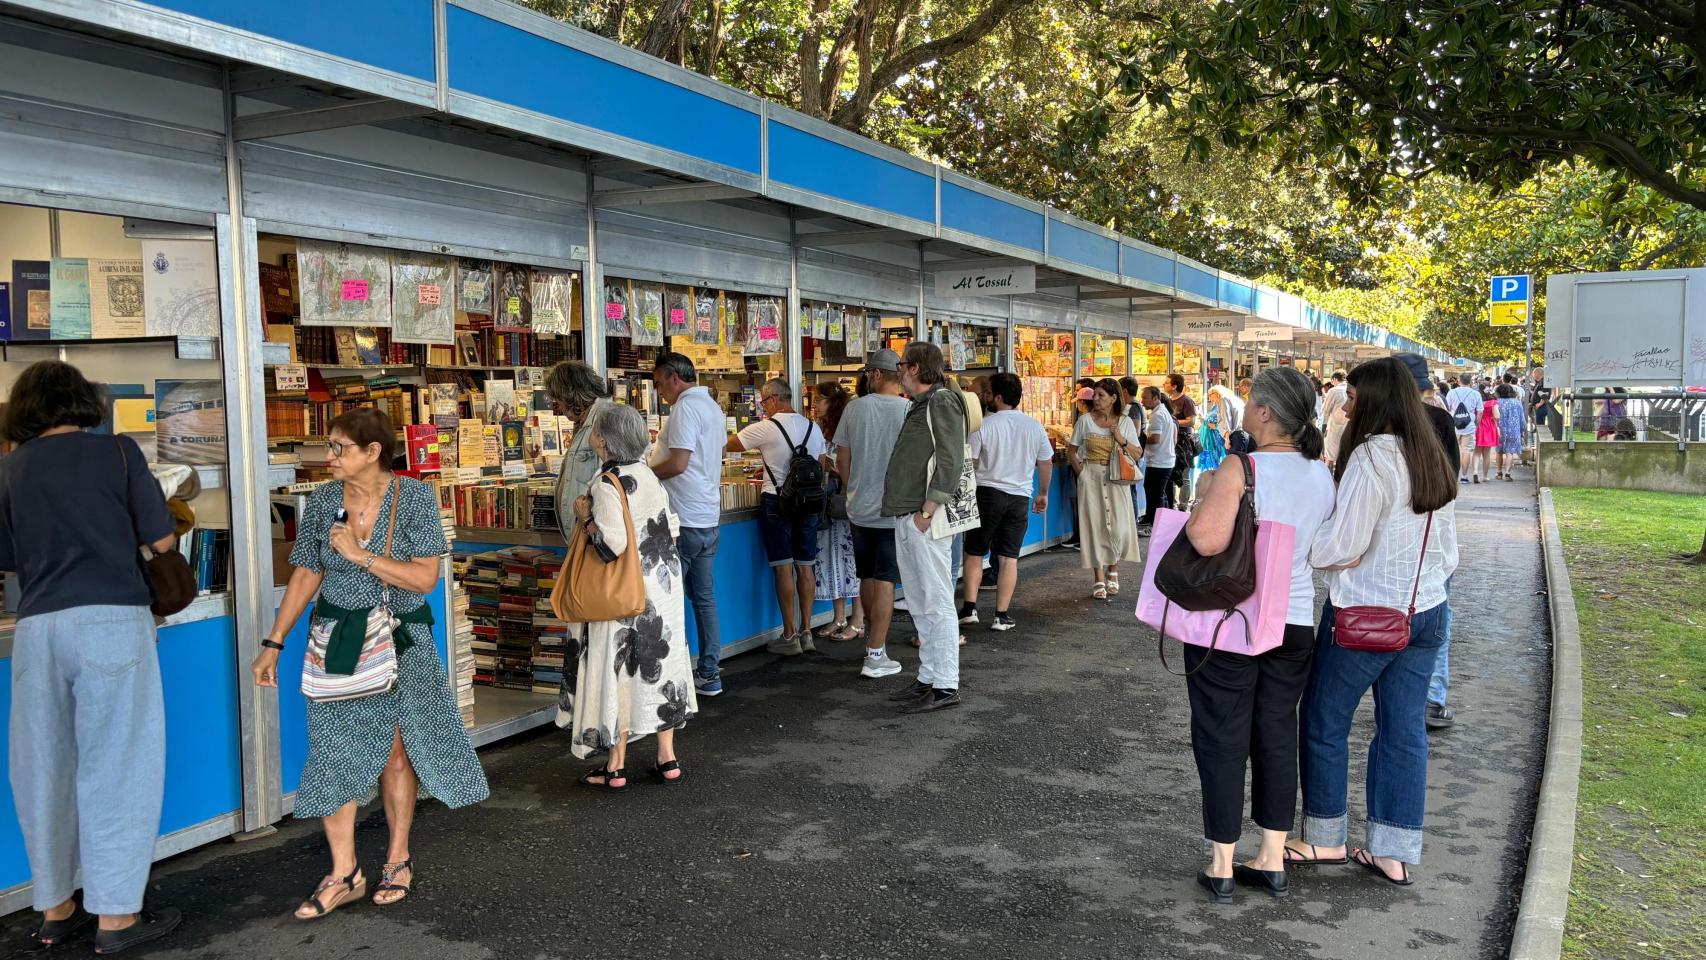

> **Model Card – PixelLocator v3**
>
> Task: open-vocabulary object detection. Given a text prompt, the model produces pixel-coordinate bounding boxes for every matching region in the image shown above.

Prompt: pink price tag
[340,279,369,302]
[670,308,686,325]
[758,325,779,340]
[605,303,624,320]
[417,284,441,306]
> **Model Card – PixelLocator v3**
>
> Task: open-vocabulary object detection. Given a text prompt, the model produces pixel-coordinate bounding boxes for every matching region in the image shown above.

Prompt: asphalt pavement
[3,468,1551,959]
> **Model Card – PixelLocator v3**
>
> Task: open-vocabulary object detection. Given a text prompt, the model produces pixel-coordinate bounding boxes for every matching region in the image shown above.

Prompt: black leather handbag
[118,439,196,617]
[1154,452,1258,612]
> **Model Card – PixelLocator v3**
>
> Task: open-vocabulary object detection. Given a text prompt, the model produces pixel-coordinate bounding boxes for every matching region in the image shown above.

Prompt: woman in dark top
[251,407,488,919]
[0,361,181,953]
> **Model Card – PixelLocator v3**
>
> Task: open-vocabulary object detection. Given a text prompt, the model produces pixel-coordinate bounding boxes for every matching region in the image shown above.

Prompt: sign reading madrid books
[933,264,1035,298]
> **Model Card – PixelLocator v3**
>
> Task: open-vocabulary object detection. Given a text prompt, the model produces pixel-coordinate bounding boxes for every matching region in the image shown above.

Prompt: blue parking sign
[1490,274,1529,303]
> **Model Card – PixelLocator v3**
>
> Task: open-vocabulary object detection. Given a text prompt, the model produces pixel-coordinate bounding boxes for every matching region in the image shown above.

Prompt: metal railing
[1543,392,1706,451]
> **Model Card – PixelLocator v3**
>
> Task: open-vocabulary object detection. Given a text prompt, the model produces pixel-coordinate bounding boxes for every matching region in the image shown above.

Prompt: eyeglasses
[327,439,367,458]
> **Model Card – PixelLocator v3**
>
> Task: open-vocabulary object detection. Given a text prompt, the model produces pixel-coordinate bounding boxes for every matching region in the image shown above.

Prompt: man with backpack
[729,378,826,656]
[882,342,969,713]
[1443,378,1483,484]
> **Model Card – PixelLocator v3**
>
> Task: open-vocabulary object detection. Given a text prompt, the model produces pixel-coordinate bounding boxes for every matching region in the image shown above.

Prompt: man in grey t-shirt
[835,349,910,679]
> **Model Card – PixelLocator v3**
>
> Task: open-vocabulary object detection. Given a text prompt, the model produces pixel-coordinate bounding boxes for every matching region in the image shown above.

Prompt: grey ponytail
[1250,367,1325,460]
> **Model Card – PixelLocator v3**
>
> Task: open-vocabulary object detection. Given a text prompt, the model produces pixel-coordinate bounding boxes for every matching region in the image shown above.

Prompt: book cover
[665,285,691,336]
[484,379,517,422]
[457,258,493,315]
[296,239,391,327]
[633,282,664,346]
[456,419,487,467]
[500,419,525,464]
[392,251,455,343]
[530,268,573,335]
[11,261,52,342]
[0,282,8,341]
[259,262,294,317]
[89,259,146,339]
[155,379,227,465]
[141,240,219,337]
[333,328,361,365]
[353,327,384,365]
[406,423,441,472]
[50,258,91,340]
[492,263,531,332]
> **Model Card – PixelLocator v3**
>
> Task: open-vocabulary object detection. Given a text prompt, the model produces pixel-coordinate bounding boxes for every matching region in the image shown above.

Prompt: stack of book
[445,514,476,728]
[534,553,568,694]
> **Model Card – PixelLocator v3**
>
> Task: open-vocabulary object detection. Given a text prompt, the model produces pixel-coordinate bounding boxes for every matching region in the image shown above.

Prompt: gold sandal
[295,868,366,920]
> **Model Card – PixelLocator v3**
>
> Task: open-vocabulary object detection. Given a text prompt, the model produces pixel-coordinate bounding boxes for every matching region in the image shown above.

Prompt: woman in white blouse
[1180,368,1336,904]
[1290,358,1459,886]
[1068,378,1144,599]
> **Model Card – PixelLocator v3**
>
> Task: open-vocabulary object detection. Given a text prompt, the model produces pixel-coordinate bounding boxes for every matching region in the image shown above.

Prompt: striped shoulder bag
[302,478,402,702]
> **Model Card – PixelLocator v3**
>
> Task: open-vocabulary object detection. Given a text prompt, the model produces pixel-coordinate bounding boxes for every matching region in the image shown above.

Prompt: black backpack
[1452,399,1473,431]
[765,418,826,519]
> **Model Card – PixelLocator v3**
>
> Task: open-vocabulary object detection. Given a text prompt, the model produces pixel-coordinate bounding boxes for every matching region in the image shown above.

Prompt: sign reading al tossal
[934,264,1037,298]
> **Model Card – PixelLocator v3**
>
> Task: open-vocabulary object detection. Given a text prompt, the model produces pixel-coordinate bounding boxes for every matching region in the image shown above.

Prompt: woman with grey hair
[555,401,697,789]
[1176,366,1336,904]
[545,360,609,533]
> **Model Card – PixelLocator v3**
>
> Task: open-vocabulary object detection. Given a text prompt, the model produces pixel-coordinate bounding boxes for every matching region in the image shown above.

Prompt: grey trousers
[9,604,164,914]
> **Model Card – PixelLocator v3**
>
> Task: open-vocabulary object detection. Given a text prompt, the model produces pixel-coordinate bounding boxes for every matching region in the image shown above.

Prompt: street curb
[1509,488,1584,960]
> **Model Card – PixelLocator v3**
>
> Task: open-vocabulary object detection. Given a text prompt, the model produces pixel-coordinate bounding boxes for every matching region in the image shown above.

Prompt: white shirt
[1311,435,1459,613]
[658,385,724,528]
[1247,452,1337,624]
[1142,403,1176,469]
[970,409,1054,497]
[737,411,826,496]
[1444,387,1482,436]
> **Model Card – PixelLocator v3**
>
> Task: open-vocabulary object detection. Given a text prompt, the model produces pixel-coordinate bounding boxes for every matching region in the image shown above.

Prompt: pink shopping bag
[1134,506,1295,659]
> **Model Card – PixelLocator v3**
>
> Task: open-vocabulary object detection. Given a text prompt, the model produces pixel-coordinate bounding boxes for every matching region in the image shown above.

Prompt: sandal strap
[380,859,413,884]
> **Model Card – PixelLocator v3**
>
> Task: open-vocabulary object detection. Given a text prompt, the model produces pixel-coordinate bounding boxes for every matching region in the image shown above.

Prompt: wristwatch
[261,639,285,651]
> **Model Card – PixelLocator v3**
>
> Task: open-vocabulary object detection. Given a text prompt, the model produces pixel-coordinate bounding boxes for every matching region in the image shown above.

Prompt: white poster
[142,240,219,337]
[89,258,145,339]
[391,252,455,343]
[297,239,392,327]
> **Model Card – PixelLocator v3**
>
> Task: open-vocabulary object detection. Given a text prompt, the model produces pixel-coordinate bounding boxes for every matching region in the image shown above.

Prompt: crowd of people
[0,343,1545,947]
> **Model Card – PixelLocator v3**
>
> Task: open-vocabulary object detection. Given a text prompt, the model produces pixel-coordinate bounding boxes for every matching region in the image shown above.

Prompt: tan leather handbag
[551,469,647,623]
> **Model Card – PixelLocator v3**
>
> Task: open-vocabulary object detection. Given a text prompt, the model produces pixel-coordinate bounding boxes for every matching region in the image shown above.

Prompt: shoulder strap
[1406,511,1433,618]
[380,476,401,559]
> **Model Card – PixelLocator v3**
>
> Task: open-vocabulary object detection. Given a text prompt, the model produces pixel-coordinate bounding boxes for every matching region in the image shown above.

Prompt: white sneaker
[860,654,903,679]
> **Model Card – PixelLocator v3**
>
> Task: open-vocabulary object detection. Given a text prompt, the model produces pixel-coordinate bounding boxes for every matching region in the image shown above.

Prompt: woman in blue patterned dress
[252,408,488,919]
[1494,382,1525,480]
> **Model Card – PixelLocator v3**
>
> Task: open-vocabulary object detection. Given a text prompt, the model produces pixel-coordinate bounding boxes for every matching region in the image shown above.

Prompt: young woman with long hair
[1290,358,1460,888]
[810,380,864,640]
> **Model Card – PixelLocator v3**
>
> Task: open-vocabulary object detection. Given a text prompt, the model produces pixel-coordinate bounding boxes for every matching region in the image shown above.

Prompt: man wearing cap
[1397,352,1462,731]
[834,348,911,680]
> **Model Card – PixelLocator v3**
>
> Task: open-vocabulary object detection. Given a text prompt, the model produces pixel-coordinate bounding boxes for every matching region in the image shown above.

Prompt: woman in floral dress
[810,381,863,641]
[556,401,697,789]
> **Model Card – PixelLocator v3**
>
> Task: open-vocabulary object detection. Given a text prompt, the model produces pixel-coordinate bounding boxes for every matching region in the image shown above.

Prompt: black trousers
[1140,467,1173,524]
[1183,623,1316,844]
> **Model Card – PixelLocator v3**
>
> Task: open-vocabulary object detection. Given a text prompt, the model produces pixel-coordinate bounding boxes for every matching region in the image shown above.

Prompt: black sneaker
[989,614,1017,632]
[958,604,979,625]
[887,681,932,702]
[1426,703,1456,729]
[94,907,181,956]
[902,689,962,713]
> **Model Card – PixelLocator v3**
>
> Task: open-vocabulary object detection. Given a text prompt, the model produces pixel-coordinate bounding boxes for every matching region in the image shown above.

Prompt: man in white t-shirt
[651,352,727,695]
[1139,386,1176,527]
[1443,380,1482,483]
[959,372,1054,632]
[728,378,826,655]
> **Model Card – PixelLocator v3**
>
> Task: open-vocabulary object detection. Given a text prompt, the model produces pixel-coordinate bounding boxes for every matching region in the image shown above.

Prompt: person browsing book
[650,352,726,696]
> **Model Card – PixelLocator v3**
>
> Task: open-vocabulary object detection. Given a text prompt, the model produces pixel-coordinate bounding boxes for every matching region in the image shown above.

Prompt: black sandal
[1282,842,1348,866]
[295,867,366,920]
[1351,848,1414,886]
[37,899,94,946]
[373,859,413,905]
[655,760,684,785]
[579,766,627,790]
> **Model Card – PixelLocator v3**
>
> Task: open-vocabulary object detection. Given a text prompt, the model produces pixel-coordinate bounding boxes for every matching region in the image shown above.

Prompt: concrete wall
[1537,441,1706,494]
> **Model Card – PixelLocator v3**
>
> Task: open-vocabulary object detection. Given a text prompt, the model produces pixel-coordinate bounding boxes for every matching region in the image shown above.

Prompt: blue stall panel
[1021,464,1075,550]
[1218,277,1255,312]
[148,0,436,81]
[942,182,1045,253]
[1123,244,1174,290]
[448,6,763,176]
[767,121,935,225]
[276,584,450,797]
[1178,265,1218,301]
[1049,219,1119,275]
[0,614,242,893]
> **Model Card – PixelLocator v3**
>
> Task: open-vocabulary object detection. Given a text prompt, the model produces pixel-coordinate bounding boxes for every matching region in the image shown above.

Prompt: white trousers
[894,519,959,690]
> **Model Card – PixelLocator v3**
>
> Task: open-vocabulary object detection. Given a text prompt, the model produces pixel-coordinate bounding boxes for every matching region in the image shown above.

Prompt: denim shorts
[759,493,819,567]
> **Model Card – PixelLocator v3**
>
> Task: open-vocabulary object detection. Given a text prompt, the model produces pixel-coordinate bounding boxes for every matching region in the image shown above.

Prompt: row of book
[447,477,560,531]
[458,547,568,693]
[445,508,477,729]
[177,527,231,596]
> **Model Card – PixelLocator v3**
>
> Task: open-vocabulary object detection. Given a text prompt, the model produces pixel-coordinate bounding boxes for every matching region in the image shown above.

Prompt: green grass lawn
[1551,488,1706,960]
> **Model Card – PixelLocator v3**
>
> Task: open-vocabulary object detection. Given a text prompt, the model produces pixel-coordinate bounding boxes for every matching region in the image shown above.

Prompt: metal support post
[582,157,605,374]
[787,215,803,403]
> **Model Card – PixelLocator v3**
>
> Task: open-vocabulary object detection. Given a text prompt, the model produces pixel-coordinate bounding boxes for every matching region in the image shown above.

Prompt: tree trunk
[638,0,695,63]
[698,0,727,77]
[1685,525,1706,564]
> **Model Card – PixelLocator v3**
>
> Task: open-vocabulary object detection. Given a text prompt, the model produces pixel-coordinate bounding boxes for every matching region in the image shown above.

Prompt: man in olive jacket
[881,341,968,713]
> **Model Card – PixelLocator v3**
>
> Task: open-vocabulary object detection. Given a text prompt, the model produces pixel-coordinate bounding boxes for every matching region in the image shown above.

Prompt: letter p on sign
[1490,274,1529,303]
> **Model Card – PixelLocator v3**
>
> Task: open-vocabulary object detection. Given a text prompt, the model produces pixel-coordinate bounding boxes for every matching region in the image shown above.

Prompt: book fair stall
[0,0,1450,916]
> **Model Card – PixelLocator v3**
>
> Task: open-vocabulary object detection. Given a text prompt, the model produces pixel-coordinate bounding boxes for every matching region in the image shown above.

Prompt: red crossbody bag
[1332,512,1433,653]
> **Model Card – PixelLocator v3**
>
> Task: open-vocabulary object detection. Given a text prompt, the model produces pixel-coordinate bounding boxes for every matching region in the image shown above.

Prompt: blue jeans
[678,526,722,682]
[1428,577,1454,707]
[1300,599,1448,864]
[10,605,164,913]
